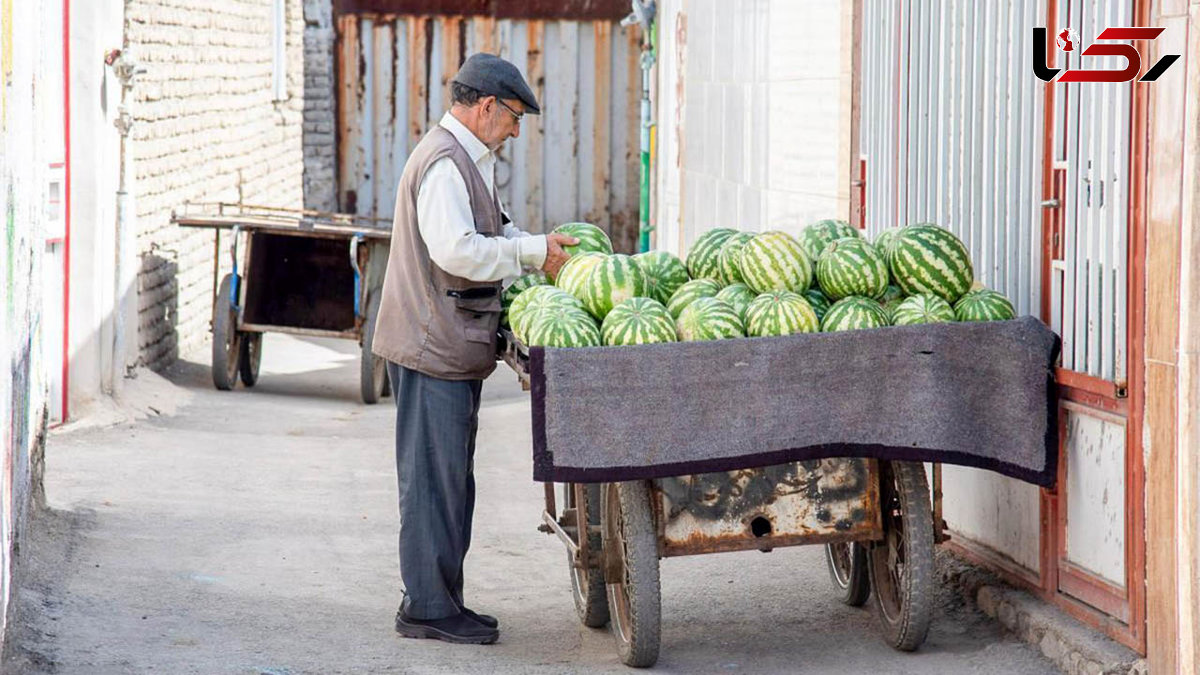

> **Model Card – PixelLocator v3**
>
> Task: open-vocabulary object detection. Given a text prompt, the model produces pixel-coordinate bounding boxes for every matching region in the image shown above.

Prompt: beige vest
[371,126,504,380]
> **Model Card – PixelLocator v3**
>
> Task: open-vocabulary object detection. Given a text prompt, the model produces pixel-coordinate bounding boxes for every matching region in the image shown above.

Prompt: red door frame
[1034,0,1147,652]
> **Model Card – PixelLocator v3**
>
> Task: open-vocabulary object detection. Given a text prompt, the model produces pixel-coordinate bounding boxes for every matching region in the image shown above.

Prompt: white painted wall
[653,0,855,254]
[66,0,128,415]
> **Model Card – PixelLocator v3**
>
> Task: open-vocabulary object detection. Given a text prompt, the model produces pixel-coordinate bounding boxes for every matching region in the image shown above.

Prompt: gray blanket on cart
[528,316,1060,487]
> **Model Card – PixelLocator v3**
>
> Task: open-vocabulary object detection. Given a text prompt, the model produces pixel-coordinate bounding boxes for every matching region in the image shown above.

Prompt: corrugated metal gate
[860,0,1144,649]
[335,5,642,251]
[860,0,1046,322]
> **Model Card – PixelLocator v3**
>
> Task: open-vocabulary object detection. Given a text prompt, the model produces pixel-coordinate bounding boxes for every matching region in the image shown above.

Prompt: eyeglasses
[496,98,524,124]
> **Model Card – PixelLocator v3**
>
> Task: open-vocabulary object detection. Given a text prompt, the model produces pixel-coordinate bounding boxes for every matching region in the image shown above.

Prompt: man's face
[480,96,524,151]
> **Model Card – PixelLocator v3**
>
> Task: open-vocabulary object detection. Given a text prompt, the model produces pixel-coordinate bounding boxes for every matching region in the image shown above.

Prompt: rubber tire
[211,274,242,391]
[565,483,610,628]
[602,481,661,668]
[825,541,871,607]
[867,461,935,651]
[239,332,262,387]
[360,294,386,404]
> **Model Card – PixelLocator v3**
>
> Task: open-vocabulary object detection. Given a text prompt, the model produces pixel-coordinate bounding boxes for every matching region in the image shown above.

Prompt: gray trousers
[388,362,483,620]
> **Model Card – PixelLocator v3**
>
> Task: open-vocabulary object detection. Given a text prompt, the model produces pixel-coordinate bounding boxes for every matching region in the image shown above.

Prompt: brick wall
[303,0,337,212]
[127,0,306,369]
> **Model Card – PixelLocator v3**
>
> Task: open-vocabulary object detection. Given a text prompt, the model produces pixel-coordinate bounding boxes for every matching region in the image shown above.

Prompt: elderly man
[371,53,576,645]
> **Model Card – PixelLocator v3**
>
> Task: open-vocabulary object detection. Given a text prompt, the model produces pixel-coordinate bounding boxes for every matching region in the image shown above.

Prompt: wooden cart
[500,330,937,668]
[173,203,393,404]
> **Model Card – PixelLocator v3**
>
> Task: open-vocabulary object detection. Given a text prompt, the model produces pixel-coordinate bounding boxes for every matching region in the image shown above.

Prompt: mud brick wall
[127,0,306,369]
[303,0,337,213]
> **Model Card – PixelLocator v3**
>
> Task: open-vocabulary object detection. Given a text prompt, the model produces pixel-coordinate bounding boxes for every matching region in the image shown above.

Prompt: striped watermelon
[889,224,974,303]
[509,286,583,344]
[686,228,739,281]
[632,250,690,305]
[879,284,905,319]
[745,290,819,337]
[555,252,607,298]
[820,296,890,332]
[666,278,722,319]
[953,289,1015,322]
[501,271,548,327]
[891,293,956,326]
[816,237,889,300]
[801,219,861,261]
[873,227,902,265]
[601,297,678,346]
[675,297,744,342]
[553,222,613,257]
[717,231,756,285]
[803,288,832,323]
[715,283,756,323]
[581,253,649,320]
[525,308,602,348]
[738,230,813,294]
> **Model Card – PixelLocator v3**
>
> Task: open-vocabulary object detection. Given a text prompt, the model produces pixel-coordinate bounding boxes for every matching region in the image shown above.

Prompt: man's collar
[440,111,490,163]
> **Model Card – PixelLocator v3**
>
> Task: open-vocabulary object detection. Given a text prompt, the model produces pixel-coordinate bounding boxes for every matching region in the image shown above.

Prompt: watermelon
[686,228,739,281]
[555,252,607,299]
[580,253,649,320]
[675,297,744,342]
[715,283,756,323]
[737,230,813,294]
[820,296,890,332]
[889,224,974,303]
[891,293,956,326]
[815,237,889,300]
[873,226,902,264]
[744,290,819,337]
[525,308,602,348]
[601,297,678,346]
[553,222,614,257]
[717,231,756,285]
[666,278,722,319]
[803,288,832,323]
[879,284,905,319]
[632,250,690,306]
[501,271,548,327]
[509,286,583,344]
[953,288,1015,322]
[801,219,861,261]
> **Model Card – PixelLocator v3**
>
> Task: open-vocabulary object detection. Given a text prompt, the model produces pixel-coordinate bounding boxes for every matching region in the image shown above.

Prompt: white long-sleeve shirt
[416,112,547,282]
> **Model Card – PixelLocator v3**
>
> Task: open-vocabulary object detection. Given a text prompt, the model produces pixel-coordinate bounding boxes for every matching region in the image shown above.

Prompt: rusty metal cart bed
[173,203,393,404]
[499,329,939,668]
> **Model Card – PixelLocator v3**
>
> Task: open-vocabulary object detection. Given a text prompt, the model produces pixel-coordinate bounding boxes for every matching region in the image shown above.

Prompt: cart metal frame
[500,330,938,667]
[173,203,393,403]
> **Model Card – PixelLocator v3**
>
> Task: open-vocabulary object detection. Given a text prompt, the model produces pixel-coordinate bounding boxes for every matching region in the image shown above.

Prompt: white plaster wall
[654,0,855,254]
[66,0,127,413]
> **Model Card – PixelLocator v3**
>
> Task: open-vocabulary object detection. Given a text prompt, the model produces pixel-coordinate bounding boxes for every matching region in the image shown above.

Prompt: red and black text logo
[1032,26,1179,82]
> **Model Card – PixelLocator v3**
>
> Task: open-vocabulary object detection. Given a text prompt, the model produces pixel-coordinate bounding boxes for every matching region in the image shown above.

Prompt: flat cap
[452,53,541,115]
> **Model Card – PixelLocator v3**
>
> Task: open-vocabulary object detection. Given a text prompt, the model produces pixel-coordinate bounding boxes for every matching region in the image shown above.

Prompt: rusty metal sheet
[334,0,631,21]
[336,13,640,246]
[655,458,881,557]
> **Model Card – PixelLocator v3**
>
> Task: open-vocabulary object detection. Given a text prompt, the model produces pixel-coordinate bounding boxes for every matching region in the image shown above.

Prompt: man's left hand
[542,233,578,278]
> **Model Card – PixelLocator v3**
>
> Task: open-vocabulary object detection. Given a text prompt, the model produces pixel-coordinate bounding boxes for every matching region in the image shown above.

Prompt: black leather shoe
[462,607,498,629]
[394,610,499,645]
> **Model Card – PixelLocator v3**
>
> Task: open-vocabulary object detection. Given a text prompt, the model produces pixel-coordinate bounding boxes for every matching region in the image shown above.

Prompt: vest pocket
[454,295,502,345]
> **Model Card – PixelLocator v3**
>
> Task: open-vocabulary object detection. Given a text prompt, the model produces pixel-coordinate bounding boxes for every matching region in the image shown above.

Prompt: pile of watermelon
[503,220,1016,349]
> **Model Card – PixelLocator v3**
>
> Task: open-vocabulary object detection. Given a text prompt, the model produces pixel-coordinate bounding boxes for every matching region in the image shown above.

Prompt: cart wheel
[239,332,263,387]
[867,461,934,651]
[360,294,386,404]
[212,274,243,391]
[825,541,871,607]
[602,481,661,668]
[565,483,610,628]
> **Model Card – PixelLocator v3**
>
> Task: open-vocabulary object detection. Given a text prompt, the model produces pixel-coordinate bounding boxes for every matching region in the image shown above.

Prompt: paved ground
[5,334,1060,674]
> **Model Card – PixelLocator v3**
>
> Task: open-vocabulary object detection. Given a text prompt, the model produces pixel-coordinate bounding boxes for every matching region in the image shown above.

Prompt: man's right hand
[542,233,578,278]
